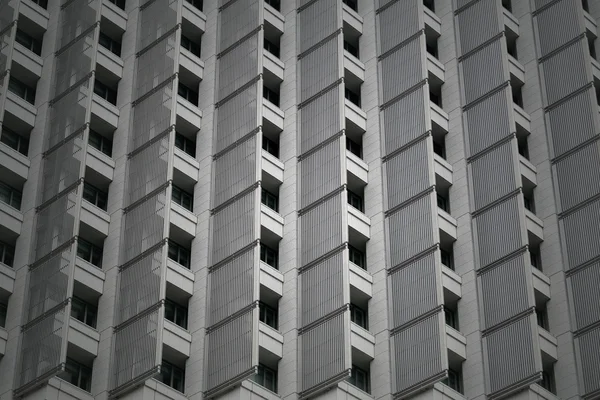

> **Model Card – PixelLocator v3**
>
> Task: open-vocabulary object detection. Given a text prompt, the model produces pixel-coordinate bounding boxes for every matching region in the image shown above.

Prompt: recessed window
[175,132,196,158]
[502,0,512,12]
[99,32,122,57]
[1,127,29,156]
[345,87,361,107]
[94,80,117,105]
[536,306,549,330]
[59,358,92,392]
[346,137,362,158]
[259,302,278,329]
[83,181,108,211]
[253,364,278,393]
[262,136,279,158]
[424,0,435,12]
[165,299,188,329]
[0,241,15,268]
[89,129,113,157]
[433,138,446,159]
[264,38,280,58]
[71,297,98,328]
[512,85,524,108]
[582,0,590,12]
[349,245,365,270]
[443,368,463,394]
[0,181,22,210]
[430,90,442,108]
[524,193,535,214]
[440,248,454,271]
[517,135,529,160]
[8,77,36,104]
[178,82,199,106]
[444,306,458,330]
[159,360,185,392]
[530,249,542,271]
[264,86,280,107]
[107,0,125,10]
[588,35,597,60]
[344,40,359,58]
[265,0,280,11]
[77,238,103,267]
[184,0,203,11]
[342,0,357,12]
[0,303,7,328]
[426,40,438,58]
[540,364,556,394]
[172,185,194,211]
[350,304,368,329]
[15,29,42,56]
[260,243,279,269]
[348,365,370,393]
[261,188,279,212]
[181,35,201,58]
[347,190,364,212]
[437,193,450,213]
[29,0,48,10]
[168,240,191,269]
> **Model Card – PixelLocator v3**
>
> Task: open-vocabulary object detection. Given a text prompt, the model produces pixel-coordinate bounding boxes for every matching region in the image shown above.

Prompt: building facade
[0,0,599,399]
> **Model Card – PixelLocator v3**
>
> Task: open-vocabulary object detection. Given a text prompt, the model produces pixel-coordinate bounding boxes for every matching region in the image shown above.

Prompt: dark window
[29,0,48,9]
[0,241,15,268]
[536,307,549,330]
[59,358,92,392]
[0,303,6,327]
[259,302,278,329]
[588,35,597,60]
[582,0,590,12]
[441,248,454,271]
[107,0,125,10]
[524,195,535,214]
[15,29,42,56]
[264,38,280,58]
[159,361,185,392]
[344,40,359,58]
[260,243,278,269]
[350,304,368,329]
[1,127,29,156]
[94,80,117,105]
[99,32,122,57]
[444,306,458,330]
[261,188,279,212]
[89,129,113,157]
[437,193,450,213]
[426,40,438,58]
[430,90,442,108]
[168,241,191,269]
[513,86,524,108]
[518,136,529,160]
[175,132,196,158]
[71,297,98,328]
[165,299,188,329]
[83,182,108,211]
[348,365,370,393]
[502,0,512,12]
[263,86,280,107]
[343,0,357,12]
[346,137,362,158]
[424,0,435,12]
[262,136,279,158]
[265,0,280,11]
[507,38,518,59]
[184,0,203,11]
[253,364,278,393]
[8,77,36,104]
[433,139,446,159]
[178,82,198,106]
[172,185,193,211]
[77,238,103,267]
[530,250,542,271]
[345,87,360,107]
[347,190,364,212]
[540,365,556,394]
[0,182,22,210]
[349,245,365,270]
[181,35,201,58]
[443,368,463,394]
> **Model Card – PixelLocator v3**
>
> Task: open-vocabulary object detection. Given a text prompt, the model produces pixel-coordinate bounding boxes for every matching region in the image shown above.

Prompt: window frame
[1,127,30,156]
[94,79,117,105]
[88,129,113,157]
[440,248,454,271]
[350,304,368,330]
[172,185,194,211]
[0,302,7,328]
[165,298,189,330]
[261,188,279,212]
[348,364,370,393]
[260,243,279,270]
[443,368,463,394]
[71,296,98,329]
[0,181,23,210]
[15,28,42,56]
[444,306,458,330]
[8,76,36,104]
[181,34,201,58]
[175,132,196,158]
[348,245,366,270]
[77,238,103,268]
[184,0,203,11]
[159,360,185,393]
[253,364,278,393]
[178,82,199,106]
[259,301,278,330]
[83,181,108,211]
[347,189,364,212]
[168,240,191,269]
[99,31,122,57]
[60,357,93,392]
[263,86,280,107]
[346,137,362,158]
[107,0,125,9]
[262,136,279,158]
[264,38,280,58]
[0,241,15,267]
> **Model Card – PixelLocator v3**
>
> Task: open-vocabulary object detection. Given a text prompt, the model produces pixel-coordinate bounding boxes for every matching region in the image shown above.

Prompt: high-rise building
[0,0,599,399]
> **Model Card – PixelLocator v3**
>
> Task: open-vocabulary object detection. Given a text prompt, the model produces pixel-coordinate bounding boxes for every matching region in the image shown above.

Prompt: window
[424,0,435,12]
[159,361,185,393]
[262,136,279,158]
[443,368,463,394]
[15,29,42,56]
[178,82,198,106]
[540,365,556,394]
[99,32,122,57]
[530,250,542,271]
[83,182,108,211]
[518,136,529,160]
[77,238,103,267]
[107,0,125,9]
[507,38,518,59]
[350,304,368,329]
[582,0,590,12]
[71,297,98,328]
[437,193,449,213]
[524,195,535,213]
[265,0,280,11]
[444,307,458,330]
[349,245,365,270]
[502,0,512,12]
[1,127,29,156]
[264,38,280,58]
[29,0,48,9]
[0,303,6,328]
[259,302,278,329]
[263,86,280,107]
[94,80,117,105]
[344,40,359,58]
[261,188,279,212]
[253,364,278,393]
[172,185,193,211]
[426,40,438,58]
[347,190,364,212]
[588,35,597,60]
[89,130,113,157]
[0,182,22,210]
[348,365,370,393]
[165,299,188,329]
[0,241,15,267]
[343,0,357,12]
[175,132,196,158]
[168,241,191,269]
[59,358,92,392]
[513,86,523,108]
[345,87,360,107]
[184,0,203,11]
[260,243,278,269]
[536,307,549,330]
[8,77,36,104]
[433,139,446,159]
[441,248,454,271]
[181,35,201,58]
[430,90,442,108]
[346,137,362,158]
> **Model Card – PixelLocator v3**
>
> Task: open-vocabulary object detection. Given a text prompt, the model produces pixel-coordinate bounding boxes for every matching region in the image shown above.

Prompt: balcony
[68,317,100,358]
[349,261,372,299]
[86,146,115,182]
[345,99,367,133]
[585,10,597,36]
[427,52,445,83]
[261,204,284,240]
[508,54,525,87]
[5,91,36,129]
[532,265,550,304]
[163,319,192,359]
[0,202,23,237]
[539,327,558,362]
[262,150,284,186]
[513,103,531,134]
[180,48,204,81]
[102,0,127,31]
[177,97,202,129]
[263,100,284,132]
[519,154,537,188]
[13,43,43,79]
[350,322,375,360]
[80,200,110,237]
[91,94,119,130]
[348,205,370,242]
[344,51,365,84]
[259,261,284,298]
[346,151,368,186]
[264,2,284,34]
[166,258,194,297]
[342,3,363,35]
[19,0,49,31]
[97,45,123,80]
[431,101,449,134]
[183,1,207,33]
[503,7,519,37]
[525,209,544,244]
[446,325,467,362]
[0,262,16,298]
[0,143,30,182]
[170,202,197,239]
[259,322,284,360]
[173,147,199,184]
[438,208,457,243]
[442,265,462,302]
[434,153,453,188]
[264,51,284,83]
[424,6,442,37]
[0,328,7,357]
[74,257,105,296]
